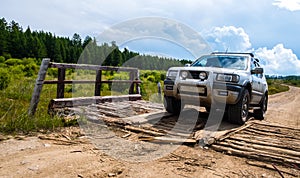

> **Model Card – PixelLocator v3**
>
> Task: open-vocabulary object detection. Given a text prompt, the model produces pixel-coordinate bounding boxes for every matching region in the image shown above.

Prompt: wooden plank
[57,68,66,98]
[124,125,165,136]
[49,62,138,72]
[139,136,196,144]
[48,94,142,111]
[43,80,141,84]
[28,58,50,116]
[229,135,300,152]
[211,144,300,166]
[215,141,300,164]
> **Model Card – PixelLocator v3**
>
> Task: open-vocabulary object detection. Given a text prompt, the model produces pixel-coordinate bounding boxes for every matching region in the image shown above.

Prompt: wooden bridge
[28,59,299,177]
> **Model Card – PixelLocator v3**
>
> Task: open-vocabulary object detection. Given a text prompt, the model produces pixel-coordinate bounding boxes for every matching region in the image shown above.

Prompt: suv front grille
[187,71,208,80]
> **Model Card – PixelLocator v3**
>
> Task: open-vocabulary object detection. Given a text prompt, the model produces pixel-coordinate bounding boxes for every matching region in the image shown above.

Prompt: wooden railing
[28,58,141,116]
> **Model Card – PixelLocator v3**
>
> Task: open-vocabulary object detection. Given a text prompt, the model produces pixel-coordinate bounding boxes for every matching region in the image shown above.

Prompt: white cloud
[202,26,252,52]
[254,44,300,75]
[202,26,300,75]
[273,0,300,11]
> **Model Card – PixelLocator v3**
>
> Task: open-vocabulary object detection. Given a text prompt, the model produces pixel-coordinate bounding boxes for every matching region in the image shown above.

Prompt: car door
[250,59,264,104]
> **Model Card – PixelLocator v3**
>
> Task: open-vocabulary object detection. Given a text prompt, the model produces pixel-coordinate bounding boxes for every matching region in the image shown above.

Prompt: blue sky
[1,0,300,75]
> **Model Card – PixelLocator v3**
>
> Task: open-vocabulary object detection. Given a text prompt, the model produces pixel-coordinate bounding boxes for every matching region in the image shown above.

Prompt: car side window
[251,58,263,78]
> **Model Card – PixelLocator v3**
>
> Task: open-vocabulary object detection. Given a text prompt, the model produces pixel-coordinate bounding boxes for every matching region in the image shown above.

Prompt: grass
[0,77,65,134]
[267,79,290,95]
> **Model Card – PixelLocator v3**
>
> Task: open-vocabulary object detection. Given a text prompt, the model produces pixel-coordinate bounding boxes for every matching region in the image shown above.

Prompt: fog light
[219,91,228,96]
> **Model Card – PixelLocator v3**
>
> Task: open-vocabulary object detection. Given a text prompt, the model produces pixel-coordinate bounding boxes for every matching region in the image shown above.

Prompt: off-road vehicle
[163,52,268,125]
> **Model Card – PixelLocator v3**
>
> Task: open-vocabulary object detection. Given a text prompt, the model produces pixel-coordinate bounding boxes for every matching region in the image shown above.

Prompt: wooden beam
[28,58,50,116]
[48,94,142,111]
[43,80,141,84]
[48,62,138,72]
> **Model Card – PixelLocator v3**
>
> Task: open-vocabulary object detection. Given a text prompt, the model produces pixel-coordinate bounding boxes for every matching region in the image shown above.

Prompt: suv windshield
[191,55,248,70]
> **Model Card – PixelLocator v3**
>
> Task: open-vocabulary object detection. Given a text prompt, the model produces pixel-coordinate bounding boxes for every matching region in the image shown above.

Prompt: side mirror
[251,67,264,74]
[185,63,191,67]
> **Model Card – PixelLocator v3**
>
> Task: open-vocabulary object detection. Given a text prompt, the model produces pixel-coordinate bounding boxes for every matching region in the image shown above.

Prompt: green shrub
[3,53,11,59]
[0,68,11,90]
[0,56,5,63]
[4,58,23,66]
[146,75,156,82]
[23,63,38,77]
[22,58,37,65]
[10,65,25,78]
[47,68,58,78]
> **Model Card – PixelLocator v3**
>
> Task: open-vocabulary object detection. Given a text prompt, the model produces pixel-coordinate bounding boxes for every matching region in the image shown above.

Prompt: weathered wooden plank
[215,141,300,164]
[224,139,300,158]
[49,62,138,72]
[48,94,142,111]
[229,135,300,152]
[43,80,141,84]
[211,144,300,166]
[139,136,196,144]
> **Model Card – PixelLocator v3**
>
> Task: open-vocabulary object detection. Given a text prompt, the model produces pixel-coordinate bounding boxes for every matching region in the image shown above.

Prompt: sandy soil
[0,86,299,178]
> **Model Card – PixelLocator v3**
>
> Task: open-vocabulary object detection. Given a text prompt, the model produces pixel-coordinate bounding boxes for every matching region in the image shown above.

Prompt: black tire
[254,94,268,120]
[227,89,250,125]
[163,96,183,115]
[205,107,211,113]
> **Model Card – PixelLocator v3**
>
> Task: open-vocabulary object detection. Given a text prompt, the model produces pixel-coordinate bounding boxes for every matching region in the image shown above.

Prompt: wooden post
[57,68,66,98]
[28,58,50,116]
[129,71,135,94]
[135,70,140,94]
[94,70,102,96]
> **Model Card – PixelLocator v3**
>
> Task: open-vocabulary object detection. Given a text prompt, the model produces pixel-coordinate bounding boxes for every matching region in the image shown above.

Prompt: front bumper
[164,79,243,106]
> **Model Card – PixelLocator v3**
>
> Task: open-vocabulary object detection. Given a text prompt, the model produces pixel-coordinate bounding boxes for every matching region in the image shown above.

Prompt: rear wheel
[254,94,268,120]
[163,96,183,115]
[227,89,250,125]
[205,107,211,113]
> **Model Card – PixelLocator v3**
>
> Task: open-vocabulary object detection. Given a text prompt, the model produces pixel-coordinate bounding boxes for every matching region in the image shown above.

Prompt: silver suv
[163,52,268,125]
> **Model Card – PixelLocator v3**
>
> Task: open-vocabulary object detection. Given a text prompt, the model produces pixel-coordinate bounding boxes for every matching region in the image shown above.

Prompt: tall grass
[0,77,65,134]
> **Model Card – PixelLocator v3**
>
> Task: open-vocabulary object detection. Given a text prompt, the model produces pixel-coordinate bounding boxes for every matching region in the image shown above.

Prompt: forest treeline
[0,18,190,70]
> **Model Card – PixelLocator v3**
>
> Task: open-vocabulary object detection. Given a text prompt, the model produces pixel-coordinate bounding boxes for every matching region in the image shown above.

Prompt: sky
[1,0,300,75]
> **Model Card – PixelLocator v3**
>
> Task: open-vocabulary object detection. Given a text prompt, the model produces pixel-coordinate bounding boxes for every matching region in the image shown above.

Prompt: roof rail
[211,52,254,57]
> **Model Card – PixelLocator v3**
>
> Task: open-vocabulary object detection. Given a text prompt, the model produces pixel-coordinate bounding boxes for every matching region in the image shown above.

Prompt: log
[214,141,300,165]
[252,121,300,131]
[211,144,300,166]
[224,139,300,158]
[229,135,300,152]
[243,128,298,140]
[248,125,299,137]
[251,124,300,135]
[139,136,196,144]
[124,125,165,136]
[233,133,300,147]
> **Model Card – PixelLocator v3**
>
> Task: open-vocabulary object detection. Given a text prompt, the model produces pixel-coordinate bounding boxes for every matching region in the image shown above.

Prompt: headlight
[216,74,239,83]
[167,70,178,79]
[181,71,188,79]
[199,72,207,80]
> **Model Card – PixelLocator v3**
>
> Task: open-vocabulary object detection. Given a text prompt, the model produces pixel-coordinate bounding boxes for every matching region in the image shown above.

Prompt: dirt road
[0,86,299,177]
[265,86,300,127]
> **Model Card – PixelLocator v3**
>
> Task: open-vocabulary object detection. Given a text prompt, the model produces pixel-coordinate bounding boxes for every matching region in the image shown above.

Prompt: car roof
[210,52,254,57]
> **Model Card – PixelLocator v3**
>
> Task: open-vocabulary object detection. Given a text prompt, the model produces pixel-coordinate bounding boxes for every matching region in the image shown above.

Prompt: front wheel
[254,94,268,120]
[163,96,183,115]
[227,89,250,125]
